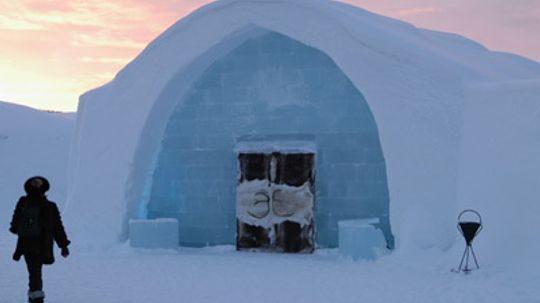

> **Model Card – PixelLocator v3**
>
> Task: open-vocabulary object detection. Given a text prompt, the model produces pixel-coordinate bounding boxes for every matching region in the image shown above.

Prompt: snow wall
[66,0,540,253]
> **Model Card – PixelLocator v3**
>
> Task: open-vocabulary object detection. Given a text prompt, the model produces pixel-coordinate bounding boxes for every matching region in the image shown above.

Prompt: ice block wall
[146,31,393,247]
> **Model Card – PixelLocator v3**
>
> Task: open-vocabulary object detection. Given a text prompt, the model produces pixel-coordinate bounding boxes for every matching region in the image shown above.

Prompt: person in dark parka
[9,176,71,303]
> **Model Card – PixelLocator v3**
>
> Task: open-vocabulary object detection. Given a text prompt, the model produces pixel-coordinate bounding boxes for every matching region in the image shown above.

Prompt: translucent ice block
[338,218,386,260]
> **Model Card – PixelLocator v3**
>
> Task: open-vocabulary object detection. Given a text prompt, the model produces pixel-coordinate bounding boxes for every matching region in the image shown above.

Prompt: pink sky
[1,0,539,112]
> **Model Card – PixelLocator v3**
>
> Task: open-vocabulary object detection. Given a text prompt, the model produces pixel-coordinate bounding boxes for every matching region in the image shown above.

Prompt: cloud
[0,1,176,33]
[394,7,442,17]
[0,0,211,111]
[79,57,130,64]
[71,33,146,49]
[0,1,101,29]
[0,15,45,30]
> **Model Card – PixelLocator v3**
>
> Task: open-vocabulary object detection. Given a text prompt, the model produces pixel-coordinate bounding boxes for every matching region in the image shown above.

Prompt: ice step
[338,218,387,260]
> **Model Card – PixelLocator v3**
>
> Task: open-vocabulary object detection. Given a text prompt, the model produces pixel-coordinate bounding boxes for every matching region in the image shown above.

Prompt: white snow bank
[458,80,540,270]
[0,101,74,223]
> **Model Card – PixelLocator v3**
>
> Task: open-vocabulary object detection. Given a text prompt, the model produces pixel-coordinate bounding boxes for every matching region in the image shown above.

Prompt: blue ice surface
[129,219,179,249]
[338,218,387,260]
[146,30,394,248]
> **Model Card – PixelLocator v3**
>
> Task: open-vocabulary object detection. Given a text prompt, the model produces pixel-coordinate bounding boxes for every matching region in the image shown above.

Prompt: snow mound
[0,101,74,223]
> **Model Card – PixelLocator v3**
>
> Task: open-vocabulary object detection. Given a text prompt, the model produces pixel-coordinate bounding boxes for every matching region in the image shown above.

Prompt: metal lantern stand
[454,209,482,273]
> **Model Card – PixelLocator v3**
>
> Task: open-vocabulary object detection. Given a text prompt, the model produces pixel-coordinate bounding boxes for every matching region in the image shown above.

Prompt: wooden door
[236,152,315,253]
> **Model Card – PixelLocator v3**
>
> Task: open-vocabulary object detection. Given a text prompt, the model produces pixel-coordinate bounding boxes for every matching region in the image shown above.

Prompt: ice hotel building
[66,0,540,252]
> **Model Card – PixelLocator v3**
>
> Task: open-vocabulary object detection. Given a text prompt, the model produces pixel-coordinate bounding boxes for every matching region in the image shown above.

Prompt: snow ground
[1,232,538,303]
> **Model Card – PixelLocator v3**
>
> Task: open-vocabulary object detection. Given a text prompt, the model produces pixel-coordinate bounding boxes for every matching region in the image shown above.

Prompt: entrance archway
[143,29,393,248]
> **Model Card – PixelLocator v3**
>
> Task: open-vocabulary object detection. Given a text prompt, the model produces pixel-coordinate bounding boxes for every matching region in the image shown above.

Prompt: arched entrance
[144,30,393,248]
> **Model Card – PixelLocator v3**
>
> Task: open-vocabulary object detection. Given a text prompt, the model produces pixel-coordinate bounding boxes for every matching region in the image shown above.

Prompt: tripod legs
[457,246,468,271]
[456,245,480,273]
[470,245,480,269]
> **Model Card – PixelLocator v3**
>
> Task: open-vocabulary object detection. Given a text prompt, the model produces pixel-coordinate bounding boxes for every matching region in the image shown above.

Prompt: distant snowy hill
[0,101,74,224]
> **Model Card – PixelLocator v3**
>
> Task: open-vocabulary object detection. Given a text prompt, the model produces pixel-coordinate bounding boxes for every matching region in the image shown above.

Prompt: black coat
[9,196,70,265]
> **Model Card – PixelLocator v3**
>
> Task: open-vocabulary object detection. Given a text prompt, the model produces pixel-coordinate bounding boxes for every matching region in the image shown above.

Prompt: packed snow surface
[1,234,539,303]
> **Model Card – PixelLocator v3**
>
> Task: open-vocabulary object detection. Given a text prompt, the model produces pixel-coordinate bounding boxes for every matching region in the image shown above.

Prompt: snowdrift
[0,101,74,224]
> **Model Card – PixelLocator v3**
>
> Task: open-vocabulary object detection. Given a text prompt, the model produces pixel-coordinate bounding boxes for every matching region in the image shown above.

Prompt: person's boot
[28,290,45,303]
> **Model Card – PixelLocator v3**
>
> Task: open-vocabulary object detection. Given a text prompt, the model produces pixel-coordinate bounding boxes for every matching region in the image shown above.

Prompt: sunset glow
[1,0,538,112]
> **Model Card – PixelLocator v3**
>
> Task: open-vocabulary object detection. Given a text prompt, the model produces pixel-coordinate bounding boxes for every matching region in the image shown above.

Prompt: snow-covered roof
[66,0,540,252]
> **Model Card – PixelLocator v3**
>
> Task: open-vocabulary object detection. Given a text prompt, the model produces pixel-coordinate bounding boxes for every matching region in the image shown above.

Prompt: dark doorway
[236,152,315,253]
